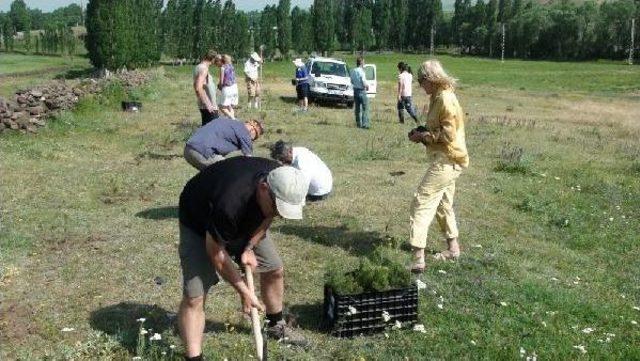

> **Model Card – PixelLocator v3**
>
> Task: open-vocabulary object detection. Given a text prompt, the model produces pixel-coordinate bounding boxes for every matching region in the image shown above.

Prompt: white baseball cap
[267,166,310,220]
[293,58,305,68]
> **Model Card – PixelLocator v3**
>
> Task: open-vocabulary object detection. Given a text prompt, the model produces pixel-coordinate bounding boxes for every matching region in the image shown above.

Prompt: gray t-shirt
[186,117,253,158]
[194,63,216,109]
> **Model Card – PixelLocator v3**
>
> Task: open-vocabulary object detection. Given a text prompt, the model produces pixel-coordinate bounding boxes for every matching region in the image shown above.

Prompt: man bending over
[178,157,310,360]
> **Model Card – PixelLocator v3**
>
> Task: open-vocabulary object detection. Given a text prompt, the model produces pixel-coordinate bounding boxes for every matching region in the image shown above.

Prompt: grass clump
[495,144,533,174]
[326,248,412,295]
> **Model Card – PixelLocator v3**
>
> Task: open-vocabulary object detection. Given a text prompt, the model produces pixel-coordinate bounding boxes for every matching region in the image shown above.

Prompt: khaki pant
[409,156,462,249]
[183,145,225,171]
[246,78,261,97]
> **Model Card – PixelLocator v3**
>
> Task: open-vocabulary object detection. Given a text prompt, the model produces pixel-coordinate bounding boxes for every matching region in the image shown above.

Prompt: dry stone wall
[0,71,150,134]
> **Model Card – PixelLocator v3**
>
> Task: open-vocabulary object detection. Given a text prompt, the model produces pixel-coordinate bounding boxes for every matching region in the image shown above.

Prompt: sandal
[433,250,460,261]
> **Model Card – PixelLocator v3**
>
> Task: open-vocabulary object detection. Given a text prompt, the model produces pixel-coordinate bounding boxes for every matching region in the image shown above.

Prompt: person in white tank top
[397,61,419,123]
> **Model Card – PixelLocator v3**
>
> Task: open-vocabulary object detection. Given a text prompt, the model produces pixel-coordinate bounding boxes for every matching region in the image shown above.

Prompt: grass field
[0,53,91,97]
[1,53,639,360]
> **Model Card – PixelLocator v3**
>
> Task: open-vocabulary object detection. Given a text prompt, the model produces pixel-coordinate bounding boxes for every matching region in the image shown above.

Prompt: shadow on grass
[287,302,325,332]
[90,302,226,353]
[279,95,298,104]
[276,224,383,256]
[136,206,179,220]
[54,67,95,80]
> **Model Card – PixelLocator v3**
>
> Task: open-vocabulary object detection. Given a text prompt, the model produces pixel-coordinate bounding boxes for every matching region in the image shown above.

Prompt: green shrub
[326,249,412,294]
[495,144,533,174]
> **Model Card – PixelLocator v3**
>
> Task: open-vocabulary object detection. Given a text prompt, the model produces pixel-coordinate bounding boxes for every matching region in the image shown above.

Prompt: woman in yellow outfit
[408,60,469,273]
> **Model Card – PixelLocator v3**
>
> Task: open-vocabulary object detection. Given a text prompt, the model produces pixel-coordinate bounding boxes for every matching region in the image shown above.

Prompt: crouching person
[178,157,311,360]
[183,117,264,171]
[270,140,333,201]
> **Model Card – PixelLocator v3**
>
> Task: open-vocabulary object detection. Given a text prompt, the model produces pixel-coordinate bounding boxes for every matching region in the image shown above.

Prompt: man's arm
[193,68,217,112]
[205,232,264,313]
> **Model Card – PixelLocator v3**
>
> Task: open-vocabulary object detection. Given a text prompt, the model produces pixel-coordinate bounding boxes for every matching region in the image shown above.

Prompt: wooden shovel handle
[245,265,264,361]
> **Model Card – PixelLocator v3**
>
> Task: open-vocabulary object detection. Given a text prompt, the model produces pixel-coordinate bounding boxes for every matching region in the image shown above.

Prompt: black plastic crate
[323,284,419,337]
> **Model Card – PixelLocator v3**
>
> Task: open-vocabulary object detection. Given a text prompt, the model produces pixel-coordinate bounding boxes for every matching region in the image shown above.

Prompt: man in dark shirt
[183,117,264,171]
[177,157,310,360]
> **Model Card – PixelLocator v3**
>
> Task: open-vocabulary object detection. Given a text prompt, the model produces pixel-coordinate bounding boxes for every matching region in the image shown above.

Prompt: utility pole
[630,18,635,65]
[430,25,435,56]
[501,23,505,63]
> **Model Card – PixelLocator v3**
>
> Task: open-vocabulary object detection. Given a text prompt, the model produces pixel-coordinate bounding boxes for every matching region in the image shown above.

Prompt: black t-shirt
[179,157,280,257]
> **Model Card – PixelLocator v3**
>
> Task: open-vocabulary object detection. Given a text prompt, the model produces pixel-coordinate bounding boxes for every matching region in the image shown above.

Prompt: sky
[1,0,313,12]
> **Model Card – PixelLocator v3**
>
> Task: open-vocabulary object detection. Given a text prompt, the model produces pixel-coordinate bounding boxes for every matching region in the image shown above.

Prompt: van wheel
[346,101,354,108]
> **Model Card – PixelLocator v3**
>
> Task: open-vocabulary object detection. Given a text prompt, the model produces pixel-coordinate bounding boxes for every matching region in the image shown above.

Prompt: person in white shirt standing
[244,52,262,110]
[270,140,333,201]
[397,61,419,124]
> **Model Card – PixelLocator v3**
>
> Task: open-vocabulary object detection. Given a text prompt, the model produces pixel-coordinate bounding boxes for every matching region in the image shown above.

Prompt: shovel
[245,265,267,360]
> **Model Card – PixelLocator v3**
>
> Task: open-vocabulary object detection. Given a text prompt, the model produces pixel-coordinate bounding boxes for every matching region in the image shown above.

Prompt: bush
[326,249,412,294]
[495,144,533,174]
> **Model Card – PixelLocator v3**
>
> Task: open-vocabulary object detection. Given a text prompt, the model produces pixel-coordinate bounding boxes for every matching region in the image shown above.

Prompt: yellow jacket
[423,87,469,168]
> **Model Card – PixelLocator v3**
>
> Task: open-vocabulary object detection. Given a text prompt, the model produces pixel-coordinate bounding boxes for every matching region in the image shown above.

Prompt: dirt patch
[0,301,39,345]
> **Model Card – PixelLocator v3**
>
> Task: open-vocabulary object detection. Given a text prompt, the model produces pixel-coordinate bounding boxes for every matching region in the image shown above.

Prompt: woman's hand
[409,130,428,143]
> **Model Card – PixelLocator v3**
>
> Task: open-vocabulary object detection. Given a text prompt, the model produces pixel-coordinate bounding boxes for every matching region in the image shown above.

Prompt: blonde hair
[418,60,457,89]
[222,54,233,64]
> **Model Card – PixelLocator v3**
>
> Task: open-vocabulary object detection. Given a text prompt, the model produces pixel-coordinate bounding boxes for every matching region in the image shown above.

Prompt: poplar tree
[313,0,335,55]
[291,6,313,54]
[372,0,391,51]
[277,0,292,57]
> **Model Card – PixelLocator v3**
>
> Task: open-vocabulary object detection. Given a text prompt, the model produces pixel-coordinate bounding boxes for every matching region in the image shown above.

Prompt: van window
[311,61,348,77]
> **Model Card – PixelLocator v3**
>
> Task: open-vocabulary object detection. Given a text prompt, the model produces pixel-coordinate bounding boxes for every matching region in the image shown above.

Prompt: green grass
[0,52,91,97]
[1,54,639,360]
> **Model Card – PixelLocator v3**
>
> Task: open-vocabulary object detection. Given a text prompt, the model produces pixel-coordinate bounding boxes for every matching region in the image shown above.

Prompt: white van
[305,57,377,107]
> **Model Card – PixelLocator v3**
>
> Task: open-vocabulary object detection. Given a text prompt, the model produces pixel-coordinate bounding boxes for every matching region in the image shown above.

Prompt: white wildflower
[61,327,75,332]
[140,329,148,335]
[416,279,427,290]
[520,347,526,357]
[500,301,508,307]
[582,327,595,334]
[604,333,615,338]
[541,321,547,327]
[136,318,146,323]
[631,320,638,325]
[437,304,444,310]
[347,306,358,315]
[161,351,166,356]
[546,311,557,316]
[392,320,402,329]
[472,244,483,248]
[382,311,391,322]
[551,277,559,281]
[470,340,477,346]
[526,353,538,361]
[554,176,560,180]
[132,357,142,360]
[170,345,176,349]
[573,345,587,354]
[633,306,640,311]
[609,217,614,221]
[413,324,426,333]
[438,269,447,275]
[384,333,389,338]
[149,333,161,341]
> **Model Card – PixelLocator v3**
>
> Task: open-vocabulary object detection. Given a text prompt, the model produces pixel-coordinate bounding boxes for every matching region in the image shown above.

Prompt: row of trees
[0,0,83,55]
[451,0,639,60]
[7,0,636,69]
[158,0,638,62]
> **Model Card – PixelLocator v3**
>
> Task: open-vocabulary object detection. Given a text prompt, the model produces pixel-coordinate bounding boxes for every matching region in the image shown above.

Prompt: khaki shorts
[179,223,283,298]
[246,78,261,97]
[184,145,225,171]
